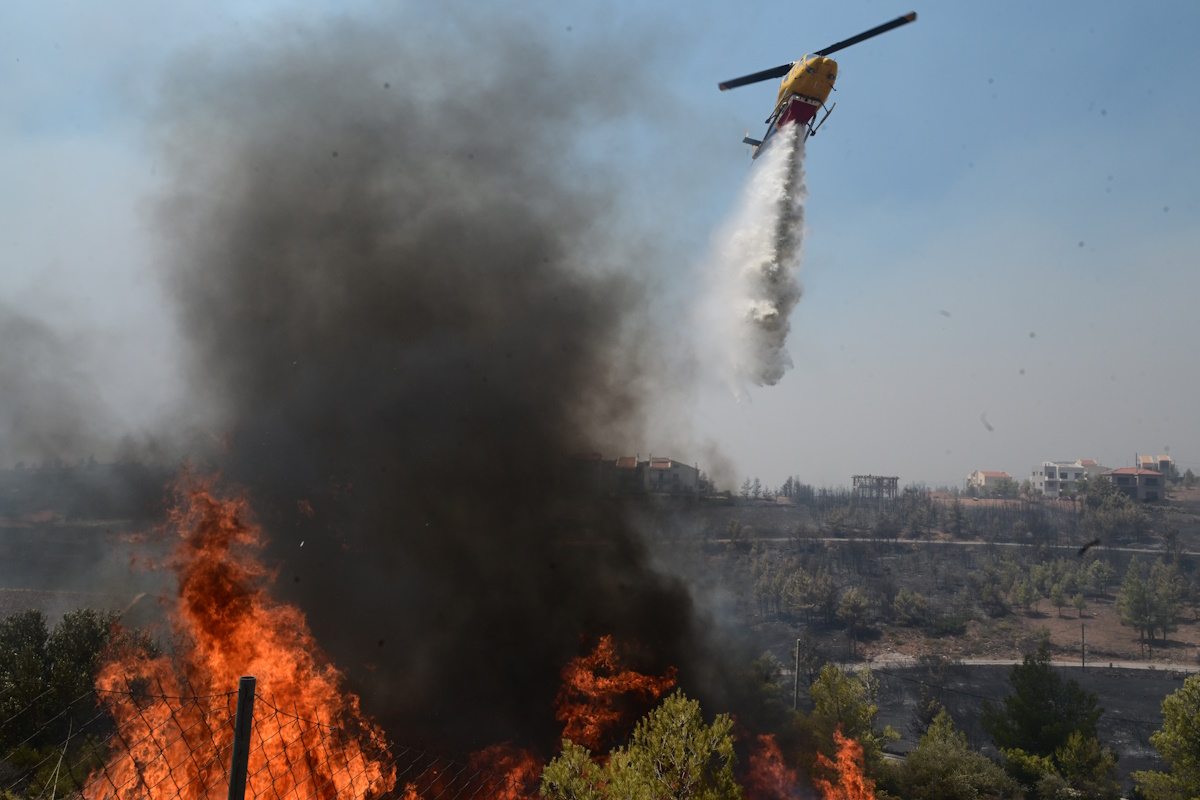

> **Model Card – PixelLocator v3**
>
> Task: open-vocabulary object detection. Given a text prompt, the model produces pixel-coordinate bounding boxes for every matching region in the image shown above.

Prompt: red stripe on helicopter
[777,96,821,130]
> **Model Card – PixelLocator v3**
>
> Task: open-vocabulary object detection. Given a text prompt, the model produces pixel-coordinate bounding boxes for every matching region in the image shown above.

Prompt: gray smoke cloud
[697,126,806,389]
[0,305,116,468]
[149,10,720,752]
[0,305,175,601]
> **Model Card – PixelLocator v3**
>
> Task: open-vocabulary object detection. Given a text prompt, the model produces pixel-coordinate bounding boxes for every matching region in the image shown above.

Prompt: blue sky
[3,1,1198,487]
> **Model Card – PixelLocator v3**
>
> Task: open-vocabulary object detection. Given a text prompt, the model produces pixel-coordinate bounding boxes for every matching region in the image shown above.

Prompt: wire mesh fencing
[0,678,237,800]
[0,677,538,800]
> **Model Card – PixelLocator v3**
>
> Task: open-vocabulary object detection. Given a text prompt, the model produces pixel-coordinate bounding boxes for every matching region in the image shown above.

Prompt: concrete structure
[605,455,699,496]
[852,475,899,502]
[646,457,700,496]
[1032,461,1086,498]
[1074,459,1108,480]
[613,455,647,493]
[1138,454,1175,478]
[1104,468,1165,501]
[967,470,1012,493]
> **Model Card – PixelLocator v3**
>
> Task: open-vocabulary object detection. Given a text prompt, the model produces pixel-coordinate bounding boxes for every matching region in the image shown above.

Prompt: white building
[1032,461,1086,498]
[1074,459,1108,480]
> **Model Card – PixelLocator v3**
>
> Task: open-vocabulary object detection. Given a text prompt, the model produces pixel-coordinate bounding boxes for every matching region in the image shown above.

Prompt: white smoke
[697,125,806,389]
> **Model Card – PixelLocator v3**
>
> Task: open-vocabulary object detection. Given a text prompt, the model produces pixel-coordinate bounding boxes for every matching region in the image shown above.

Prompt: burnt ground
[637,488,1200,786]
[870,662,1183,783]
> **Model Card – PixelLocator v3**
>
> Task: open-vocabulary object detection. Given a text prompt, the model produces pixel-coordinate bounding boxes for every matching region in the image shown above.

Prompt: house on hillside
[1074,459,1108,480]
[592,455,702,497]
[1031,461,1086,498]
[613,456,647,493]
[967,470,1011,493]
[1137,454,1176,479]
[1104,468,1164,501]
[646,457,700,497]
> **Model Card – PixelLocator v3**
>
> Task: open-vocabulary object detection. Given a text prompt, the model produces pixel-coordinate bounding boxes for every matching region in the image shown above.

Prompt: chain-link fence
[1,676,537,800]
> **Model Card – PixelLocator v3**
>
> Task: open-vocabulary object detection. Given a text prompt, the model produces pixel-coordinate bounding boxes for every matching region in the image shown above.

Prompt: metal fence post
[228,676,257,800]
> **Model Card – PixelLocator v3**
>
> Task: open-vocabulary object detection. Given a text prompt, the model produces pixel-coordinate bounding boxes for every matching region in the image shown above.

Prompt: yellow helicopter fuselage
[774,56,837,113]
[720,11,916,158]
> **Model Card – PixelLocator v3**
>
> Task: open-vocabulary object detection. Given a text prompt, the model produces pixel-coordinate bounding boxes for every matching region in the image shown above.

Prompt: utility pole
[1081,623,1086,672]
[793,638,800,710]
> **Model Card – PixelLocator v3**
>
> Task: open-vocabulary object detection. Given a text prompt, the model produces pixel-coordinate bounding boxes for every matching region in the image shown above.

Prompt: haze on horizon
[2,0,1198,491]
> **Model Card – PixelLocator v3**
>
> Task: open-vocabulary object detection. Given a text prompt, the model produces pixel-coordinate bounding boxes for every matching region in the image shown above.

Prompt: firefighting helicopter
[719,12,916,158]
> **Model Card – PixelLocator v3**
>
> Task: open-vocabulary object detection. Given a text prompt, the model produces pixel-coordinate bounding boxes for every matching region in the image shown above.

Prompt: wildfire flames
[467,745,543,800]
[742,729,878,800]
[81,475,871,800]
[390,743,542,800]
[393,636,673,799]
[87,477,394,799]
[743,734,802,800]
[553,635,677,751]
[812,728,874,800]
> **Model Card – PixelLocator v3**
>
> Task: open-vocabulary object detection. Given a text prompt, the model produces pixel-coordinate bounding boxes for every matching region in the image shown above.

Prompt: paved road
[860,655,1200,674]
[710,536,1193,557]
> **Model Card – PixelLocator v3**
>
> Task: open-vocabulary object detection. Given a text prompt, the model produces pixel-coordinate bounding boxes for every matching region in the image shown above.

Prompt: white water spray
[698,126,806,389]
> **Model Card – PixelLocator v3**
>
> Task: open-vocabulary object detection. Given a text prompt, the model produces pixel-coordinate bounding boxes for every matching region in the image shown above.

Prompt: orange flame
[86,476,395,800]
[390,744,541,800]
[743,734,804,800]
[553,635,676,751]
[468,744,543,800]
[812,729,874,800]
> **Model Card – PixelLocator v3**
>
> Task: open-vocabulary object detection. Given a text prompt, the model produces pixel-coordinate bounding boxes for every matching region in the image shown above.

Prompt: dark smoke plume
[152,12,705,751]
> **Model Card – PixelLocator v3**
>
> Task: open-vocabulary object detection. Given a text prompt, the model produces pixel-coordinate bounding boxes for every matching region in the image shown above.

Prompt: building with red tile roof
[967,470,1011,493]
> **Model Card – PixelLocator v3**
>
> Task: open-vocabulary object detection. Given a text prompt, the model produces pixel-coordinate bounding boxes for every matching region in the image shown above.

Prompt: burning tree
[741,734,801,800]
[84,477,395,800]
[811,729,873,800]
[541,690,739,800]
[554,636,677,752]
[808,665,895,776]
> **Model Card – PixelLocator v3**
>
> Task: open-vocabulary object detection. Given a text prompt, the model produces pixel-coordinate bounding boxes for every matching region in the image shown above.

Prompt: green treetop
[541,690,740,800]
[881,709,1017,800]
[1134,674,1200,800]
[809,664,897,774]
[981,644,1102,757]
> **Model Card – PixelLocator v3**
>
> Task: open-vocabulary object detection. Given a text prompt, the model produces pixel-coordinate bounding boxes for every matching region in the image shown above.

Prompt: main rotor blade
[718,62,794,91]
[815,11,916,57]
